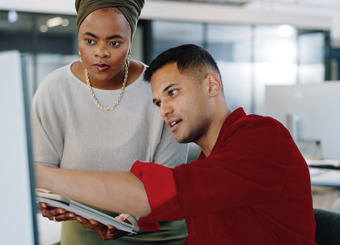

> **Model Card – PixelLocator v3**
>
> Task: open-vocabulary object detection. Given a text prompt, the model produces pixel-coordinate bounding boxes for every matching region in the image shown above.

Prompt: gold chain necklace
[85,62,128,111]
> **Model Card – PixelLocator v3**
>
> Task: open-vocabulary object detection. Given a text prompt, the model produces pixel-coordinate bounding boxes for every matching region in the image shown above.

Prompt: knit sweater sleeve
[30,66,68,167]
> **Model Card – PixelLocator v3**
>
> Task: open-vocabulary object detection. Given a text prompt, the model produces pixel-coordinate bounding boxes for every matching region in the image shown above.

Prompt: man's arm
[35,165,151,217]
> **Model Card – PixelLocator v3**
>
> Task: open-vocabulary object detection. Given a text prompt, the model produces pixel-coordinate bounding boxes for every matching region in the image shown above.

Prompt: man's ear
[205,73,222,97]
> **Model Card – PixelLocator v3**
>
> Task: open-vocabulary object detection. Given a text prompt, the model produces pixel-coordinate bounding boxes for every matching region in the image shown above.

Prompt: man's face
[151,62,212,144]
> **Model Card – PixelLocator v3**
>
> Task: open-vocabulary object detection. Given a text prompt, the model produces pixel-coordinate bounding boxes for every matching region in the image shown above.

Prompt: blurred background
[0,0,338,114]
[1,0,339,244]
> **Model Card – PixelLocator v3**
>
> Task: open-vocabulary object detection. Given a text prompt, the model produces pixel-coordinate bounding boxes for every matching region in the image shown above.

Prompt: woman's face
[78,8,131,85]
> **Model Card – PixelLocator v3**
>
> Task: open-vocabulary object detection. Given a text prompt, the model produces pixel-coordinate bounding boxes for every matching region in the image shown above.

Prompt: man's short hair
[144,44,221,83]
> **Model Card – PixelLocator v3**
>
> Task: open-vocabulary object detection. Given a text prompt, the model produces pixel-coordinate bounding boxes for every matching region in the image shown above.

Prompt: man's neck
[198,105,231,157]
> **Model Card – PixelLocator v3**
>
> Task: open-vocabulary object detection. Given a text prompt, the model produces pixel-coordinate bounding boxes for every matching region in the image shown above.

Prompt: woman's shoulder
[42,64,72,83]
[37,63,78,92]
[131,59,147,72]
[128,60,147,83]
[33,63,77,102]
[126,61,149,90]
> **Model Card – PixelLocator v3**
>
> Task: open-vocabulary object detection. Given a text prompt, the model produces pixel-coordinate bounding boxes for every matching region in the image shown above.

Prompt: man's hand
[75,215,130,240]
[38,202,76,222]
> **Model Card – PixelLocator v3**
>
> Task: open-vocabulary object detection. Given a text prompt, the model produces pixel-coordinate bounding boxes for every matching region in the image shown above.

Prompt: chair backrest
[314,208,340,245]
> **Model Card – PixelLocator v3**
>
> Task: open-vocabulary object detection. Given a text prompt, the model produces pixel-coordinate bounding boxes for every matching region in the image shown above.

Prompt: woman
[31,0,188,244]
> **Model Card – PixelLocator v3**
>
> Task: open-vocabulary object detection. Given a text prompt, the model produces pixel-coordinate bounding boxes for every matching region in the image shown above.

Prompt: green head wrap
[75,0,145,38]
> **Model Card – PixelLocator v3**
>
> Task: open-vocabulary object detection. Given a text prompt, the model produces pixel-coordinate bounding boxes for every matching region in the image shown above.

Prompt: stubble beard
[175,122,208,144]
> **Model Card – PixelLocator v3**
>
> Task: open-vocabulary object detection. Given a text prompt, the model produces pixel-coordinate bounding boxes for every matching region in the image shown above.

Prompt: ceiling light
[8,10,18,23]
[61,19,69,27]
[40,25,48,33]
[278,25,295,37]
[46,17,63,28]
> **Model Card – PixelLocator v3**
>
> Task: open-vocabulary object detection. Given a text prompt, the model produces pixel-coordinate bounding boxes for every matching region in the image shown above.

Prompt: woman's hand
[38,202,76,222]
[74,215,130,240]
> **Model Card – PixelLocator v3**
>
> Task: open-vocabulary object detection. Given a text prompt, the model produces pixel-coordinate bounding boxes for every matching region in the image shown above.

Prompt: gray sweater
[31,63,189,244]
[31,62,188,171]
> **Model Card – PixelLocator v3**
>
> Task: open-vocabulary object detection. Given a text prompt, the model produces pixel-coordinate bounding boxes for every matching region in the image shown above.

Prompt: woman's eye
[86,39,95,45]
[110,41,120,47]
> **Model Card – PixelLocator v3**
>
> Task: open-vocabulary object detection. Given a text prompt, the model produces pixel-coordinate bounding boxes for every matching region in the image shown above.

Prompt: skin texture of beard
[174,115,210,144]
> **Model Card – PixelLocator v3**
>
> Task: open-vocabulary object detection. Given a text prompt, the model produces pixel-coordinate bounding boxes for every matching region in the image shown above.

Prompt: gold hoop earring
[127,50,131,66]
[79,51,82,63]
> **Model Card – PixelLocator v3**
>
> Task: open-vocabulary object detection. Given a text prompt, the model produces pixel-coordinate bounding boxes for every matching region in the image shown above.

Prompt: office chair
[314,208,340,245]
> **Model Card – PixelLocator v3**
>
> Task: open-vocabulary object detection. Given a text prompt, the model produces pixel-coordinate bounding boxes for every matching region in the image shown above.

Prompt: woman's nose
[95,46,110,58]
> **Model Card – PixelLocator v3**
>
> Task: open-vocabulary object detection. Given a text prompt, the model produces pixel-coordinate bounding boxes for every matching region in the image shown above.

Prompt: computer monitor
[0,50,38,244]
[264,82,340,160]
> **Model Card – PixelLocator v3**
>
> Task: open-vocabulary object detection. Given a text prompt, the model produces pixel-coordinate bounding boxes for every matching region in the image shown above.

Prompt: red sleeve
[130,161,180,231]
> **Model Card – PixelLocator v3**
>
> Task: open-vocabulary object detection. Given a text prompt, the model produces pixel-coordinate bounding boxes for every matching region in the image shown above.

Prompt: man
[35,44,316,244]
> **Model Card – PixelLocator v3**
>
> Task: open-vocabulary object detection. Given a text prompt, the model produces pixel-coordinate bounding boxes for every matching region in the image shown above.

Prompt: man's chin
[175,136,191,144]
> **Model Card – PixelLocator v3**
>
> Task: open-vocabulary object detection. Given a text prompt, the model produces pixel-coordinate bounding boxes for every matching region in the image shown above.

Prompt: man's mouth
[169,119,182,129]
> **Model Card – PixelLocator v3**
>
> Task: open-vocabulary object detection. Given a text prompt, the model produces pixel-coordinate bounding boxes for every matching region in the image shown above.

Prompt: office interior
[1,0,340,244]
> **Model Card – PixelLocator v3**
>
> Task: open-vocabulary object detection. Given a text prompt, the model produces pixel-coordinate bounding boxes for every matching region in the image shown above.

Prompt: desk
[309,167,340,187]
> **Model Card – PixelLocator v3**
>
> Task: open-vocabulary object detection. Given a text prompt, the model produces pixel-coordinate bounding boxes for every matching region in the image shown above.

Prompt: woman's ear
[206,73,222,97]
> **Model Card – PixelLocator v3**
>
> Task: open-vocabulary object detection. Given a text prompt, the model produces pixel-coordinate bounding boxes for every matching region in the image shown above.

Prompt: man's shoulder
[238,112,285,130]
[222,111,291,144]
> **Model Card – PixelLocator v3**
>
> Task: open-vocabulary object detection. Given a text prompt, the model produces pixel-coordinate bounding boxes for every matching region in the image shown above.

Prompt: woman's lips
[93,64,110,72]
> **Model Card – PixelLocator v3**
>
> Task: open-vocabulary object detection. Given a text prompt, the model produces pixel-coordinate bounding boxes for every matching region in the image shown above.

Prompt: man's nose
[160,100,173,118]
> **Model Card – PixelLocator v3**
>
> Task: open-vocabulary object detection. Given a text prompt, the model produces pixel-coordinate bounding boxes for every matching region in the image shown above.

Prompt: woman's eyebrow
[84,32,123,40]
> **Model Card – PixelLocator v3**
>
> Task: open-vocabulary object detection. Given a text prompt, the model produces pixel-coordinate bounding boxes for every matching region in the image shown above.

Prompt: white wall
[0,0,331,30]
[0,0,76,15]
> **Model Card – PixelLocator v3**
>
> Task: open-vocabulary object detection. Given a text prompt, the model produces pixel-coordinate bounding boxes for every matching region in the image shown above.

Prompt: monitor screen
[0,50,38,244]
[264,82,340,160]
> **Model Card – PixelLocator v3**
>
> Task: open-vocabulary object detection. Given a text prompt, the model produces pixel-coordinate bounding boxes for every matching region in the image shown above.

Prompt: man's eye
[169,90,178,97]
[155,101,161,107]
